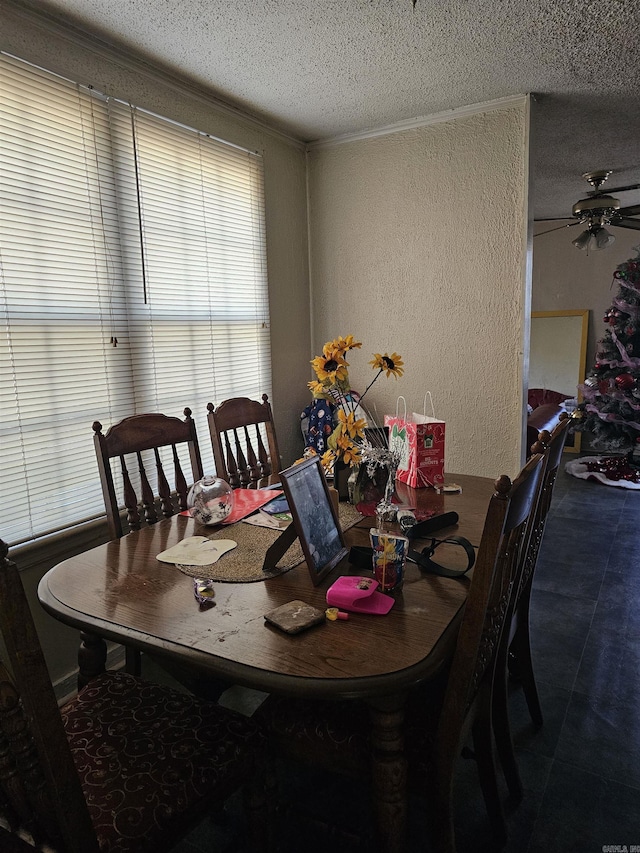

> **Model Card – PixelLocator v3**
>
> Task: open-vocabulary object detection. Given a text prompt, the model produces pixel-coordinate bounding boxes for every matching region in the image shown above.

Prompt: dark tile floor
[170,456,640,852]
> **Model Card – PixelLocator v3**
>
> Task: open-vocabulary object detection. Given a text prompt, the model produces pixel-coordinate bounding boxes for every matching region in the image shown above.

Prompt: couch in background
[526,388,571,455]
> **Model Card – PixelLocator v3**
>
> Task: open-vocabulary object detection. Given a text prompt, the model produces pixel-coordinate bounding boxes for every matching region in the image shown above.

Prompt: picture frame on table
[278,455,348,585]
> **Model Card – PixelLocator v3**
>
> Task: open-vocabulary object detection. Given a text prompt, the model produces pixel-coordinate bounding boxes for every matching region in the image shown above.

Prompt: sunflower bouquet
[304,335,404,473]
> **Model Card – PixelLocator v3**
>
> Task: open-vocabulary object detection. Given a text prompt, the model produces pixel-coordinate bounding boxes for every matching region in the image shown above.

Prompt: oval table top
[38,473,496,700]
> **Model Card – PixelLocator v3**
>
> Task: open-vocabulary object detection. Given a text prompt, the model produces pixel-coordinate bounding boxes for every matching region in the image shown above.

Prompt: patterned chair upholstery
[0,539,268,853]
[61,671,262,852]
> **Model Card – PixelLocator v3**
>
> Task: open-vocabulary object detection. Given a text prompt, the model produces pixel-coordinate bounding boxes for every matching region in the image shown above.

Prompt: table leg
[367,694,408,853]
[77,631,107,689]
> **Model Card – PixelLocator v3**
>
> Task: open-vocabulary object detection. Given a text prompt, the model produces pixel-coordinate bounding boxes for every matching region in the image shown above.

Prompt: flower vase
[348,458,396,509]
[333,458,352,501]
[375,457,399,529]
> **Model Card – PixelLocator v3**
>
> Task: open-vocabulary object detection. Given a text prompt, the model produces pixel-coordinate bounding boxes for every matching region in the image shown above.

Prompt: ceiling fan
[537,170,640,251]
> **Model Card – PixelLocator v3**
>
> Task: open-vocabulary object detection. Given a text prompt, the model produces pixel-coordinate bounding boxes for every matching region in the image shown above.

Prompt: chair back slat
[208,395,281,488]
[118,456,140,530]
[137,449,159,526]
[94,409,204,539]
[171,445,190,511]
[154,446,173,515]
[233,430,250,486]
[253,425,270,478]
[222,432,241,488]
[0,541,99,852]
[244,426,260,482]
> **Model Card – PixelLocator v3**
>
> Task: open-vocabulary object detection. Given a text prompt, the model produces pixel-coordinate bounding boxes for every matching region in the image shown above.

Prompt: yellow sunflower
[320,449,336,473]
[340,441,362,466]
[335,429,351,451]
[369,351,404,378]
[332,335,362,355]
[311,348,349,383]
[307,379,331,398]
[337,409,366,440]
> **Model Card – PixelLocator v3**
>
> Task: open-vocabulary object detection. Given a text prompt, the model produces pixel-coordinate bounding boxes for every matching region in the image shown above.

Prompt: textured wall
[308,104,530,480]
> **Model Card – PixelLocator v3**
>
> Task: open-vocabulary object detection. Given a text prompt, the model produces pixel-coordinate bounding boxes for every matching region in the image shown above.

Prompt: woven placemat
[175,502,363,583]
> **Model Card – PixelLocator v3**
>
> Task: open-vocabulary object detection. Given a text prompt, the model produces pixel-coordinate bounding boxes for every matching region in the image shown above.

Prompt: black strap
[408,535,475,578]
[349,534,475,579]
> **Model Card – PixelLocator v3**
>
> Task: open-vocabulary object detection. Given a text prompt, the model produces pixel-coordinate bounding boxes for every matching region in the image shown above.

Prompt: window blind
[0,53,271,546]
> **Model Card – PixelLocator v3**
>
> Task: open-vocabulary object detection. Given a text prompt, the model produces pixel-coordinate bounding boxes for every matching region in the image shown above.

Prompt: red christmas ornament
[594,362,603,371]
[626,327,635,336]
[614,373,636,390]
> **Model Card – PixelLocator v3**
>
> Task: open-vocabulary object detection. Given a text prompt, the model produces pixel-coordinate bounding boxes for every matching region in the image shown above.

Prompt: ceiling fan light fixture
[594,225,615,249]
[572,228,593,250]
[571,224,616,251]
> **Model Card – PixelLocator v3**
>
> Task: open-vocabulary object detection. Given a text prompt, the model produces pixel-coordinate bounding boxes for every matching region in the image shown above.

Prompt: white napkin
[156,536,237,566]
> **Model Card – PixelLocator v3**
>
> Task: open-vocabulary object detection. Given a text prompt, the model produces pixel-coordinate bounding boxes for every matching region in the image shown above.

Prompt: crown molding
[306,94,529,150]
[2,0,305,151]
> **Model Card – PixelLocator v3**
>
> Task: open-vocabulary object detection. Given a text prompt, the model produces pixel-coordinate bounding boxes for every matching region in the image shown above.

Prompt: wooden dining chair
[492,413,571,801]
[207,394,281,488]
[256,452,545,853]
[0,539,268,853]
[93,408,204,540]
[92,409,225,692]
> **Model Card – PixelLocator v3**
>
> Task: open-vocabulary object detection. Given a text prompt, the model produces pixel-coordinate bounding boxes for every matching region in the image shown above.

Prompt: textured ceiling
[19,0,640,220]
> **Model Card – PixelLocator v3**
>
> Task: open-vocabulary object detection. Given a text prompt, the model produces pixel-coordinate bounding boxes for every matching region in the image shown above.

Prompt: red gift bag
[385,394,445,489]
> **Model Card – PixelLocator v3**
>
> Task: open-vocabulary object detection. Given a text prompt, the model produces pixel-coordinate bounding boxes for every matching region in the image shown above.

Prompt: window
[0,53,271,545]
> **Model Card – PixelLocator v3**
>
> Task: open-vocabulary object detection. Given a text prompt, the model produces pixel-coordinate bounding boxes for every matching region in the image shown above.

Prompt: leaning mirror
[529,309,589,453]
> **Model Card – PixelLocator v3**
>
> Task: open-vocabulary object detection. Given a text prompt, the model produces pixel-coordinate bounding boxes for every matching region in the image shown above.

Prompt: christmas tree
[578,246,640,456]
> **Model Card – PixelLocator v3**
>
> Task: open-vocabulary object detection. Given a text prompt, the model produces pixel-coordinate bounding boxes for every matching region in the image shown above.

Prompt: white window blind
[0,53,271,546]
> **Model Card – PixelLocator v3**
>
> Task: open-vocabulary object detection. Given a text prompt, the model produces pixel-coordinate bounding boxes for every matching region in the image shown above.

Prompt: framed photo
[278,455,348,585]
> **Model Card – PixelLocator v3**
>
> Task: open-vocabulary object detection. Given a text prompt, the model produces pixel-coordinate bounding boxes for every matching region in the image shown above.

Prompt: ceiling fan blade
[603,183,640,194]
[588,183,640,196]
[618,204,640,217]
[534,221,579,237]
[613,217,640,231]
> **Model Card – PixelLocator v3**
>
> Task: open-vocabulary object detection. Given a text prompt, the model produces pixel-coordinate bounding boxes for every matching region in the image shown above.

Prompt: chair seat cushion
[61,671,262,853]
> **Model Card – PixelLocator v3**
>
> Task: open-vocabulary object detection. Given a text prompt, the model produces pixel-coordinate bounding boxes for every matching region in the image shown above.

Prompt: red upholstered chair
[256,453,545,853]
[0,539,268,853]
[492,414,571,800]
[207,395,281,488]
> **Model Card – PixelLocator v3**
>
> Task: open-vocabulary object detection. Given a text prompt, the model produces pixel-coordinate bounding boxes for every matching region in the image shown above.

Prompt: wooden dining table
[38,472,496,853]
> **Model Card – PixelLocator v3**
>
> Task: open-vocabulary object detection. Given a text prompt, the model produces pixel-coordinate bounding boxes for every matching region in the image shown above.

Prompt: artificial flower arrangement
[304,334,404,474]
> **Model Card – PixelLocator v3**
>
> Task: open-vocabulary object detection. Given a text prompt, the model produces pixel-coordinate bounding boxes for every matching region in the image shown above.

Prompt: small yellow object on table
[325,607,349,621]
